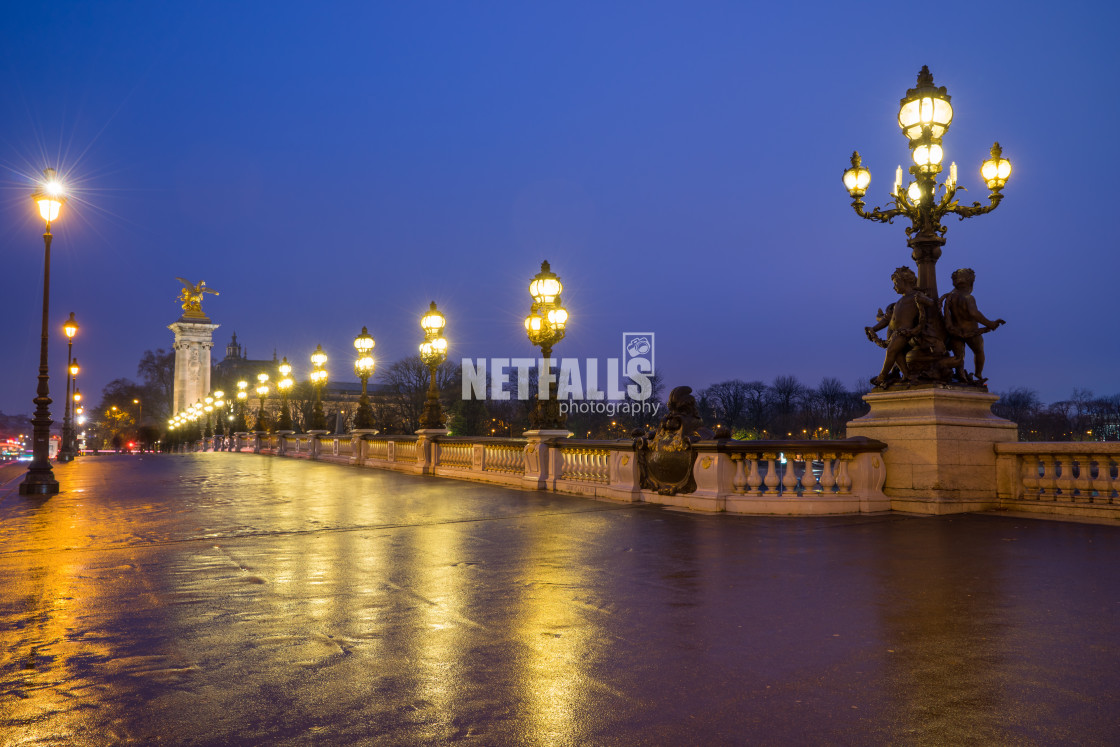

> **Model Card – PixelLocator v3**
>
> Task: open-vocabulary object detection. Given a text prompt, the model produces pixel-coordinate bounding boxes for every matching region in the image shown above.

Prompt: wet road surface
[2,453,1119,745]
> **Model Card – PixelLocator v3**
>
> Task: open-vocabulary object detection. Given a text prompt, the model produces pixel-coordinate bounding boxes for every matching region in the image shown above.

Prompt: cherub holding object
[865,266,933,388]
[942,268,1004,385]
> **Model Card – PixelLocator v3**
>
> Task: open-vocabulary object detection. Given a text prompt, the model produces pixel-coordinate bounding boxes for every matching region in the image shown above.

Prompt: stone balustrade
[211,431,890,515]
[996,443,1120,521]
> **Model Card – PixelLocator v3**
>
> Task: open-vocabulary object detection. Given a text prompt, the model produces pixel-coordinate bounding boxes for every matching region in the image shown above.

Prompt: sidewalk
[2,453,1119,745]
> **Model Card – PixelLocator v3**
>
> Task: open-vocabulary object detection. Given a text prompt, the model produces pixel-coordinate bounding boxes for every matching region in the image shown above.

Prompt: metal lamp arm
[948,191,1003,220]
[851,197,910,224]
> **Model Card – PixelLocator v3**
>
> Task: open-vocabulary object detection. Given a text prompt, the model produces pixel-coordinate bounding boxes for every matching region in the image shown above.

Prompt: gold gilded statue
[176,278,219,318]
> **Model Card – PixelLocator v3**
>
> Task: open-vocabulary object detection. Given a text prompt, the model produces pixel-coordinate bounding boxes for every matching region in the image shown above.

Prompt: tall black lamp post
[419,302,448,430]
[21,169,67,495]
[353,327,376,430]
[525,261,568,430]
[309,345,328,431]
[276,358,294,430]
[59,314,79,462]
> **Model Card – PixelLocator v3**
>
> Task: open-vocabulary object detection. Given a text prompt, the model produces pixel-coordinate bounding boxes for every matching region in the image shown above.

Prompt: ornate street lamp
[21,168,67,494]
[276,357,295,431]
[309,344,328,431]
[212,391,226,443]
[255,373,271,432]
[235,380,249,431]
[58,313,79,462]
[843,66,1011,388]
[419,302,448,430]
[353,327,376,430]
[525,260,569,430]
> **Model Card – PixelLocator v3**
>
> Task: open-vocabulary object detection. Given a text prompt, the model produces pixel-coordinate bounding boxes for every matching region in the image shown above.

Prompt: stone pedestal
[522,429,572,490]
[415,428,449,474]
[169,319,220,414]
[846,386,1016,514]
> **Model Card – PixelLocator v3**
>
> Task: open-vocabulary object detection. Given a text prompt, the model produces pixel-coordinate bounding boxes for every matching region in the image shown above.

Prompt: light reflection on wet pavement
[2,453,1119,744]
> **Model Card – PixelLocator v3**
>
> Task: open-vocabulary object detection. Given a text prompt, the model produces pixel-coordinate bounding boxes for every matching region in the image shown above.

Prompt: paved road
[2,454,1119,745]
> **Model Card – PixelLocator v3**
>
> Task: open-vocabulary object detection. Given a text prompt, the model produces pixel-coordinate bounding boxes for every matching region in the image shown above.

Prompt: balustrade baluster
[732,456,747,494]
[820,454,836,493]
[747,457,763,496]
[1056,455,1075,500]
[762,453,779,496]
[836,456,852,494]
[1074,454,1092,501]
[800,454,819,495]
[1021,456,1040,498]
[780,454,798,495]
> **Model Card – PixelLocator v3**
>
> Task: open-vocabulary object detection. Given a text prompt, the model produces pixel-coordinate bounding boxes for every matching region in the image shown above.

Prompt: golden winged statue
[176,278,219,317]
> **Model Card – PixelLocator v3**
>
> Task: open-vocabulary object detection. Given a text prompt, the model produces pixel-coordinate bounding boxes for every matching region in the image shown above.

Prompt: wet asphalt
[1,453,1119,745]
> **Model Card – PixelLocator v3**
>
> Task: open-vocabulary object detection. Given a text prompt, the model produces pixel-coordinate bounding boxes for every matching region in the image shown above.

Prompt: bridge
[3,454,1119,743]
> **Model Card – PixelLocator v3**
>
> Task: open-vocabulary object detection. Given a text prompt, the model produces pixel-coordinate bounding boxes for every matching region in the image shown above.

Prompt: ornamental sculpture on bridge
[176,277,220,319]
[843,66,1011,390]
[633,385,729,495]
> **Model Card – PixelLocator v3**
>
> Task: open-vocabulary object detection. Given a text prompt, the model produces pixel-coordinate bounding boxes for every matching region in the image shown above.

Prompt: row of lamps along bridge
[167,261,569,435]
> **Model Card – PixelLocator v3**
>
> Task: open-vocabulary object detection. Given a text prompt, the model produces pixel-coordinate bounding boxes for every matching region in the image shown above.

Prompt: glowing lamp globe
[420,302,446,335]
[981,142,1012,190]
[898,66,953,142]
[354,327,375,353]
[842,152,871,197]
[63,312,79,339]
[529,261,562,304]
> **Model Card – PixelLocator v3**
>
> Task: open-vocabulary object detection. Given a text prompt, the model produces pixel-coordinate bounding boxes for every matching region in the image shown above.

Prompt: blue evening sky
[1,1,1117,416]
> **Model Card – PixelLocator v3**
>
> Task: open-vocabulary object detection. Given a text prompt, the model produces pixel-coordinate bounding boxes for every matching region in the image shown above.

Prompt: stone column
[169,319,220,414]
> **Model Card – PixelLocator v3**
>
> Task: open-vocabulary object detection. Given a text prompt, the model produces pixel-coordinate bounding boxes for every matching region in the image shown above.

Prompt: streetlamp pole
[21,169,66,495]
[419,303,448,430]
[353,327,376,431]
[59,314,79,462]
[309,345,328,431]
[276,358,294,431]
[525,261,568,430]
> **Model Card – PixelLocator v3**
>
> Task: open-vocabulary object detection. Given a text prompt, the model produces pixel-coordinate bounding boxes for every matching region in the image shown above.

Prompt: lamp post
[843,66,1011,388]
[212,391,226,447]
[353,327,376,430]
[525,260,569,430]
[236,380,249,432]
[276,357,294,431]
[21,168,67,495]
[59,313,79,462]
[309,344,328,431]
[255,373,271,432]
[72,388,83,455]
[419,302,448,430]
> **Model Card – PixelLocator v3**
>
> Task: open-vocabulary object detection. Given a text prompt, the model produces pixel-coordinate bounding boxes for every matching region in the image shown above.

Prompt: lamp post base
[19,469,59,495]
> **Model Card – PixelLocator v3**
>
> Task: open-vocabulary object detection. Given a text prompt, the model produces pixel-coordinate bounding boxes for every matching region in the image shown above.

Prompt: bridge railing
[215,430,889,515]
[996,443,1120,521]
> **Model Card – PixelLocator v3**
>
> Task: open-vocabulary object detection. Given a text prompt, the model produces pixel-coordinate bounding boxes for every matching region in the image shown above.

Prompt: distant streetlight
[309,344,328,431]
[236,380,249,431]
[524,261,568,430]
[419,302,448,430]
[21,169,66,495]
[353,327,376,430]
[276,357,294,430]
[255,373,271,432]
[59,313,79,462]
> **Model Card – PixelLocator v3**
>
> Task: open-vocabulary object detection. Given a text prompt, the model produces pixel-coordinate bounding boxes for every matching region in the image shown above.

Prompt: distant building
[210,333,390,432]
[211,333,279,390]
